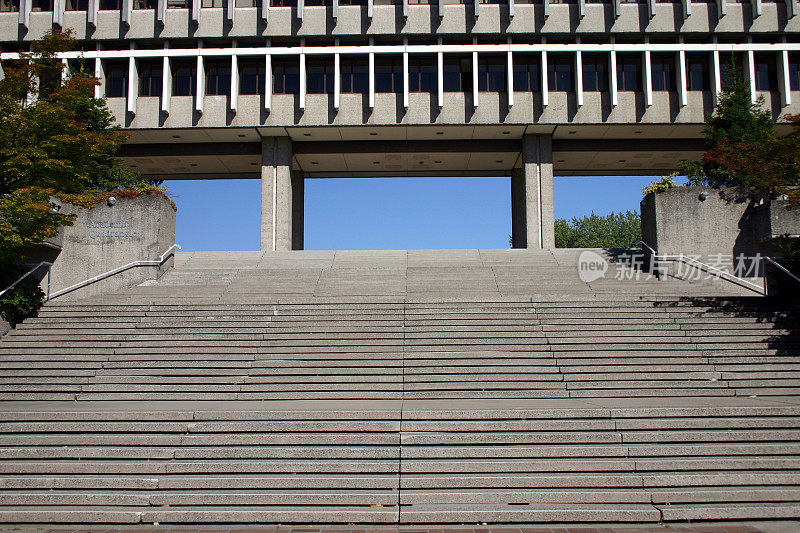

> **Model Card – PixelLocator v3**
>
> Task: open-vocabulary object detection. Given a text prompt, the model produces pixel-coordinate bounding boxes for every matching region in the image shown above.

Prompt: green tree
[554,211,642,249]
[0,30,149,324]
[0,29,139,195]
[680,58,799,209]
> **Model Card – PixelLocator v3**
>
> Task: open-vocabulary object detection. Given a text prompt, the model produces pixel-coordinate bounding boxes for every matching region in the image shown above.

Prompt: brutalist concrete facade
[1,0,799,250]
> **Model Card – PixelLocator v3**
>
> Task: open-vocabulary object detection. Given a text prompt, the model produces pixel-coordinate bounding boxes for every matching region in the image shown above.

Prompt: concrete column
[511,135,554,249]
[291,170,305,250]
[261,137,301,251]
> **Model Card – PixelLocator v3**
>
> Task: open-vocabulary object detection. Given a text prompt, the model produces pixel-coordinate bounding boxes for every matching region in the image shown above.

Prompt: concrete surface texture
[639,188,800,276]
[46,194,176,301]
[0,248,799,525]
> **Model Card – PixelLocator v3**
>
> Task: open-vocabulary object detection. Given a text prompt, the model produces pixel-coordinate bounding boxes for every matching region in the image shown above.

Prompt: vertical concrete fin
[262,0,270,21]
[437,43,444,108]
[541,50,548,107]
[472,50,479,108]
[127,43,137,115]
[122,0,133,24]
[265,50,272,111]
[778,49,792,107]
[369,44,375,109]
[403,38,410,109]
[94,43,103,100]
[88,0,99,25]
[161,42,171,114]
[52,0,63,27]
[193,0,201,21]
[507,43,514,107]
[334,49,341,110]
[575,45,583,107]
[609,49,618,107]
[157,0,166,23]
[678,49,688,107]
[19,0,30,27]
[745,48,757,105]
[711,48,722,101]
[230,41,239,112]
[195,42,204,114]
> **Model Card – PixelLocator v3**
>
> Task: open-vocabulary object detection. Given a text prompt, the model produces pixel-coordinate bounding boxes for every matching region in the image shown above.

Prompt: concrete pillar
[261,137,302,251]
[291,170,305,251]
[511,135,554,249]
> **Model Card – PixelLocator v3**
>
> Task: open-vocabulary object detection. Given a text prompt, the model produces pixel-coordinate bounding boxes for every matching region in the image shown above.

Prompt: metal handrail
[47,244,181,300]
[763,256,800,287]
[660,253,765,294]
[634,239,800,296]
[0,262,54,300]
[631,239,657,257]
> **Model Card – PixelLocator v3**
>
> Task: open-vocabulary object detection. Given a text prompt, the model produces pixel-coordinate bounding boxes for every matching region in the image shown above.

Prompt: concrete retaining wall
[46,194,176,301]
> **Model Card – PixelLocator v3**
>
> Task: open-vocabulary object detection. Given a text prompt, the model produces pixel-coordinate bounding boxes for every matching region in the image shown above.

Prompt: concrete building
[1,0,799,250]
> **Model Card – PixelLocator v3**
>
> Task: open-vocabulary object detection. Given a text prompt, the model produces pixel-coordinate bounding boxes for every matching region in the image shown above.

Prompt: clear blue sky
[164,175,663,251]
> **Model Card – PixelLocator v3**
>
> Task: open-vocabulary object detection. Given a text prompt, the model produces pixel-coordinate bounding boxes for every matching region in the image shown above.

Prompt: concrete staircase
[0,249,799,525]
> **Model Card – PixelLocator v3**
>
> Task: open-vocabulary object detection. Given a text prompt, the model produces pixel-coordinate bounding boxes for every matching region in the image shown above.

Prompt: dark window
[271,0,297,4]
[31,0,52,10]
[39,68,61,98]
[0,0,20,12]
[651,53,675,91]
[616,54,641,91]
[582,53,608,92]
[375,56,402,93]
[139,59,162,97]
[306,58,334,94]
[754,53,777,92]
[547,54,573,92]
[65,0,89,10]
[172,59,196,96]
[513,54,540,92]
[134,0,157,7]
[68,58,95,78]
[99,0,121,9]
[205,58,231,96]
[341,58,368,94]
[790,53,800,91]
[240,58,265,95]
[105,60,128,98]
[408,56,436,93]
[167,0,189,7]
[339,0,368,4]
[443,56,471,92]
[686,53,710,91]
[273,58,299,95]
[720,53,744,88]
[477,56,506,92]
